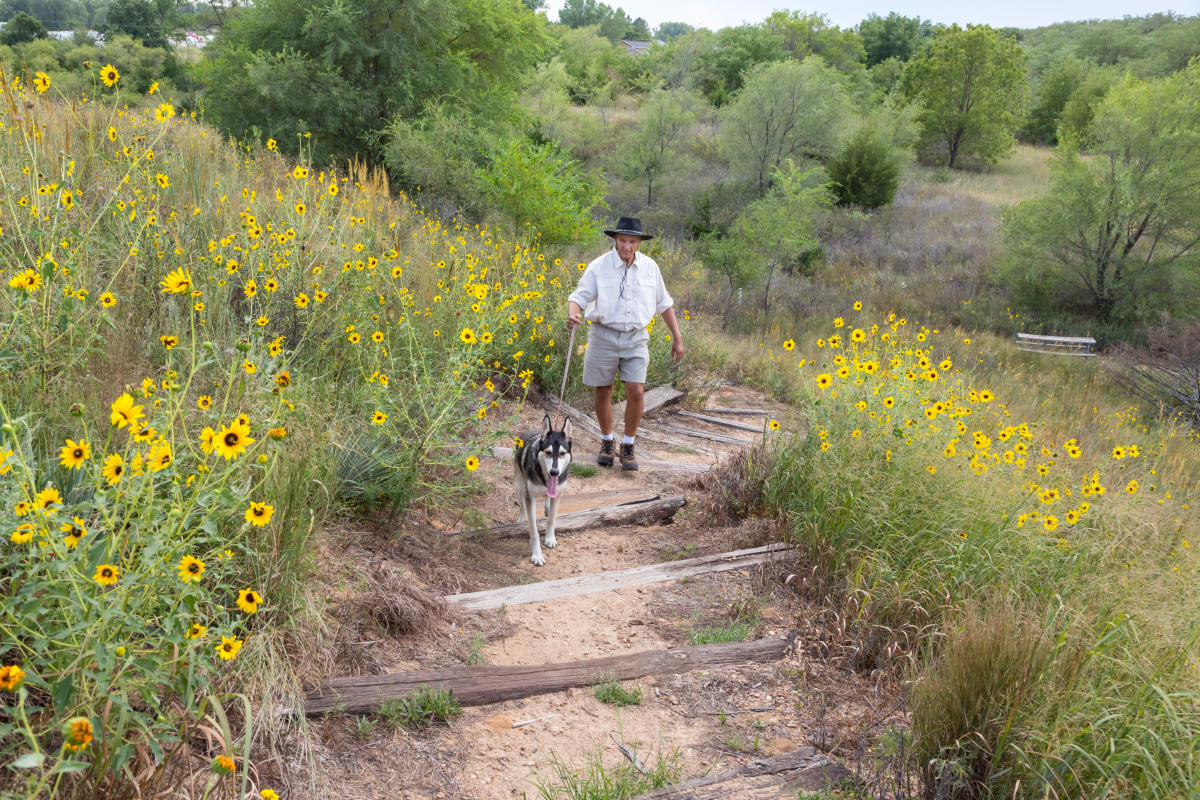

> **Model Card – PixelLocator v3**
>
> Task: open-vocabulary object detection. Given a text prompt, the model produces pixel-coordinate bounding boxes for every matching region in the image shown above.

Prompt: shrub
[827,128,901,209]
[910,604,1058,797]
[475,135,605,244]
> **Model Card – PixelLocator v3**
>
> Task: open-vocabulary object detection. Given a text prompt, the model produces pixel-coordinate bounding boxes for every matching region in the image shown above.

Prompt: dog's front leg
[544,494,560,550]
[526,493,545,566]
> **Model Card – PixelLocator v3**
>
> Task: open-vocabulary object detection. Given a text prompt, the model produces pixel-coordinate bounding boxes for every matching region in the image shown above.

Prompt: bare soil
[274,384,905,799]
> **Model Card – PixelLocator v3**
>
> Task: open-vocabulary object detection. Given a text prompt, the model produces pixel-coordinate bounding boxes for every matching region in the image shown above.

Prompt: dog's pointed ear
[563,418,573,441]
[541,414,552,438]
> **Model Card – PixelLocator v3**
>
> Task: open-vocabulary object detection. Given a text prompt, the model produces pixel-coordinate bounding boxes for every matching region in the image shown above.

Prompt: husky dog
[514,414,573,566]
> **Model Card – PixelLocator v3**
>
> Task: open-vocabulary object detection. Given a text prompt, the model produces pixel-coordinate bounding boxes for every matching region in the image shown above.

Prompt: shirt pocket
[596,276,621,304]
[636,273,659,307]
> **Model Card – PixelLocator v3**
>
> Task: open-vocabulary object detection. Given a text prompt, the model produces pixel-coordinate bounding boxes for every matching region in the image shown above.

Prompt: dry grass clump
[350,564,448,637]
[687,441,771,522]
[910,602,1074,799]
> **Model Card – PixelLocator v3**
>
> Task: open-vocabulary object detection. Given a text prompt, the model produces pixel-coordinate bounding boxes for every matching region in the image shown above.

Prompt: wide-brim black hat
[603,216,653,240]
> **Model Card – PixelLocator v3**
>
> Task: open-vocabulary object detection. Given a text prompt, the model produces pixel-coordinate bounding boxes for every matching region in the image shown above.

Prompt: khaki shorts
[582,324,649,386]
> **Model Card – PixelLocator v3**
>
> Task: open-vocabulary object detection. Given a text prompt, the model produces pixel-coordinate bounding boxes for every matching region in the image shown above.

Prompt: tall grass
[756,312,1199,798]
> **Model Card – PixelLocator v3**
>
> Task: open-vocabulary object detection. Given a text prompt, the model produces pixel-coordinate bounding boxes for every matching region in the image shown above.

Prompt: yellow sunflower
[94,564,120,587]
[159,267,193,294]
[101,453,125,485]
[236,589,263,614]
[215,635,243,660]
[176,555,206,584]
[244,502,275,527]
[99,63,120,87]
[212,418,254,461]
[59,438,91,469]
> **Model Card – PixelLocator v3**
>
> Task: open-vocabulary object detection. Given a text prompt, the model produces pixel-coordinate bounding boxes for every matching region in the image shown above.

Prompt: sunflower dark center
[73,449,83,459]
[224,432,239,446]
[188,562,200,573]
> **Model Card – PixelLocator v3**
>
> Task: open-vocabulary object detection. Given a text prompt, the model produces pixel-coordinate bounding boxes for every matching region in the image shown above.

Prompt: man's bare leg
[595,385,614,435]
[623,382,645,437]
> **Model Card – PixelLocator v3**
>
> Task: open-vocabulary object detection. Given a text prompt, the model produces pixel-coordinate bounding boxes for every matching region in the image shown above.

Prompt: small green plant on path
[570,463,599,478]
[376,686,461,730]
[467,632,487,666]
[592,680,642,707]
[531,746,681,799]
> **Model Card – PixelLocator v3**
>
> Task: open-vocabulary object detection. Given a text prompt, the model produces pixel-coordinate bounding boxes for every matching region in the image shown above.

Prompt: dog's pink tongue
[547,475,558,498]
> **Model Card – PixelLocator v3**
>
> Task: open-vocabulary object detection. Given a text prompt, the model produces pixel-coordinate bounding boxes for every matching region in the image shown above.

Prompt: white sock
[602,433,614,441]
[622,435,635,445]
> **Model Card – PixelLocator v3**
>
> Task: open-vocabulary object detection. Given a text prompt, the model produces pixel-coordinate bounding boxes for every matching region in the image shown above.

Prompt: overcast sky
[541,1,1200,32]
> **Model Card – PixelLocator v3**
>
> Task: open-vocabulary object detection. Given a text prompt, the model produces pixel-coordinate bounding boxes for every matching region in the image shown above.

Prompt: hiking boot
[597,438,615,467]
[619,442,639,471]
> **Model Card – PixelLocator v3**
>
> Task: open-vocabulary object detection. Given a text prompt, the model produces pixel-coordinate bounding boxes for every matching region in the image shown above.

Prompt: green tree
[720,57,851,195]
[1024,55,1090,144]
[765,10,865,72]
[200,0,550,166]
[1057,67,1119,144]
[655,21,692,40]
[557,0,643,42]
[0,10,47,44]
[868,56,905,94]
[641,26,715,91]
[105,0,169,50]
[556,24,619,104]
[1072,21,1143,65]
[693,24,784,106]
[1001,64,1200,322]
[901,25,1027,169]
[557,0,609,27]
[620,88,696,205]
[858,12,924,66]
[735,160,832,311]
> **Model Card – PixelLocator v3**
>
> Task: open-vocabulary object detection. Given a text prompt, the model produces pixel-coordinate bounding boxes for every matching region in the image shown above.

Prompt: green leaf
[51,673,74,709]
[50,760,90,774]
[12,752,44,769]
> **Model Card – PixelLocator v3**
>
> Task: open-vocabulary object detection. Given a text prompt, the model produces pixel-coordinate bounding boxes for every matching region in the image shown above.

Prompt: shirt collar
[611,248,639,269]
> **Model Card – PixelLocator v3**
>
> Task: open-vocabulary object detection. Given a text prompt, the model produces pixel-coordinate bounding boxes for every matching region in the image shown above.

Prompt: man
[567,216,684,471]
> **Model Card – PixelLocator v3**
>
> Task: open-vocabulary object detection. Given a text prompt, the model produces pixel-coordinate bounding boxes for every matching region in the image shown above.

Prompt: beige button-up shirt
[567,249,673,332]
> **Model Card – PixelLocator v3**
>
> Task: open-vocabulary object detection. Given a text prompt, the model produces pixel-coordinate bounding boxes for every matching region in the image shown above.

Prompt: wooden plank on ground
[674,410,764,434]
[303,636,794,715]
[638,458,709,474]
[628,748,851,799]
[539,394,707,452]
[448,495,686,538]
[701,407,766,416]
[614,385,688,420]
[556,488,659,514]
[447,543,795,610]
[657,423,756,446]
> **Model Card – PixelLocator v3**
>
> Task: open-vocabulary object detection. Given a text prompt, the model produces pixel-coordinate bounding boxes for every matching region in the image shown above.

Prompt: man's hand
[672,338,685,363]
[567,301,583,330]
